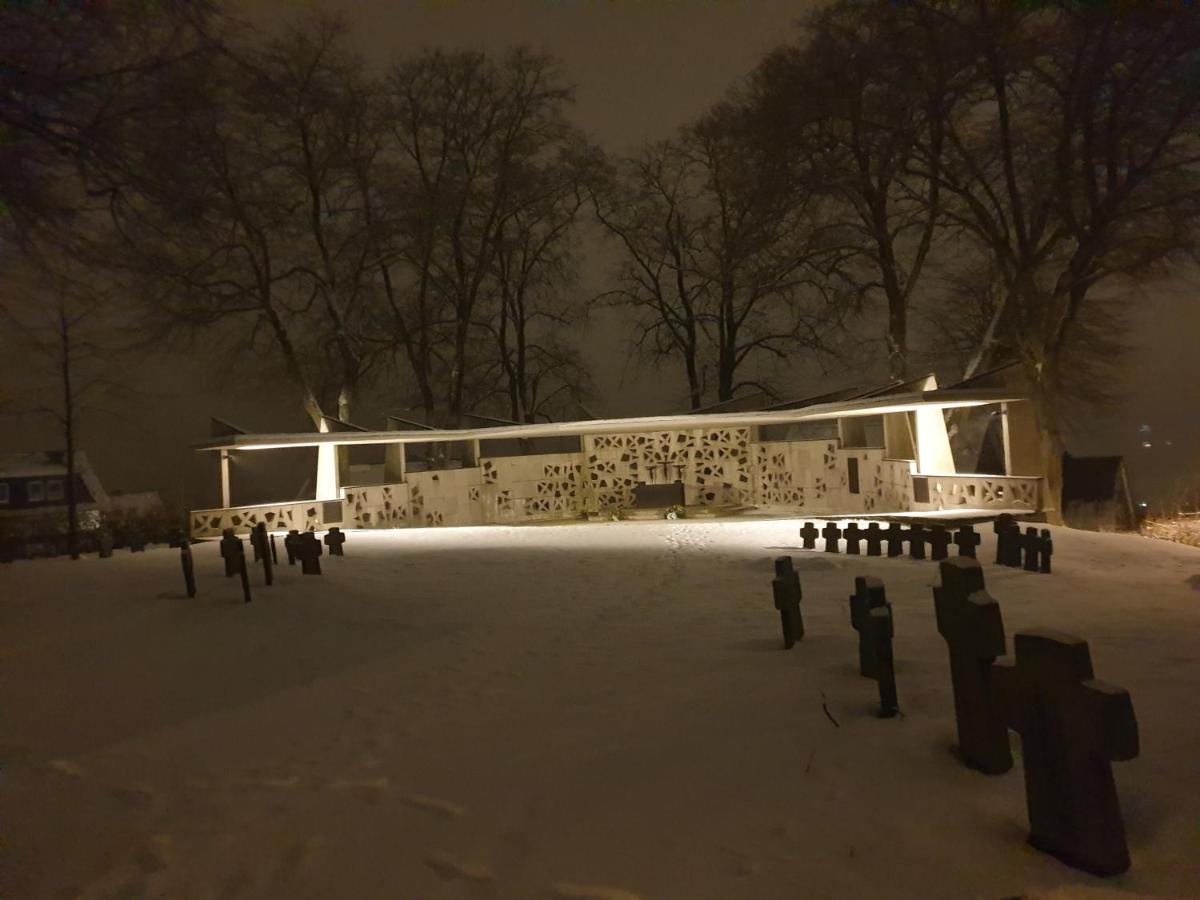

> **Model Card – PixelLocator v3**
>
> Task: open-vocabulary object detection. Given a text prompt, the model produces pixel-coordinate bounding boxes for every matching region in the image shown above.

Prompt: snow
[2,518,1199,899]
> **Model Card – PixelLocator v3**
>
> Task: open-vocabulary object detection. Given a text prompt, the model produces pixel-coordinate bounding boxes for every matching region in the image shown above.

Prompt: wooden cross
[993,514,1016,565]
[849,576,888,678]
[799,521,819,551]
[928,524,951,561]
[255,523,273,586]
[953,524,982,559]
[993,630,1139,876]
[869,603,899,718]
[1038,529,1053,574]
[771,556,804,648]
[284,529,301,566]
[933,558,1011,774]
[324,527,347,557]
[1022,527,1042,572]
[821,521,842,554]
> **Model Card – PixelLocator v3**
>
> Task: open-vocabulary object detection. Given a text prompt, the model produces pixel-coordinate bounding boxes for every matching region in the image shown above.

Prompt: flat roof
[194,389,1021,453]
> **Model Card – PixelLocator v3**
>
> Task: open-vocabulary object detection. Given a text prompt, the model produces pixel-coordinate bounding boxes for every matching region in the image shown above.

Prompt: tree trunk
[59,306,79,560]
[1026,361,1066,525]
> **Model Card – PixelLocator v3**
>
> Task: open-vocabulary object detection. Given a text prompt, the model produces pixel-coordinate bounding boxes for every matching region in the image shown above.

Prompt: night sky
[1,0,1196,510]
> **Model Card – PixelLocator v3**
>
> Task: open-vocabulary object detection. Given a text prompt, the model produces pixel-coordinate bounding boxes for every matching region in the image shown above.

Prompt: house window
[26,480,45,502]
[47,479,65,502]
[0,483,8,504]
[847,457,860,494]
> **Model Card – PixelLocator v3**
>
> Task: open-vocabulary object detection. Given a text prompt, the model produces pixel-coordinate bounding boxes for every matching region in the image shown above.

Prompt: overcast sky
[2,0,1196,509]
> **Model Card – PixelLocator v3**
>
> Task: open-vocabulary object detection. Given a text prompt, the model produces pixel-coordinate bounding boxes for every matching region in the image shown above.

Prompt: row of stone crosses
[176,524,349,603]
[770,553,1138,879]
[798,514,1053,573]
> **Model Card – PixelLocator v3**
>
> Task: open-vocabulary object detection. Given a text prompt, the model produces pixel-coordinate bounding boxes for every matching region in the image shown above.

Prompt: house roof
[194,388,1024,453]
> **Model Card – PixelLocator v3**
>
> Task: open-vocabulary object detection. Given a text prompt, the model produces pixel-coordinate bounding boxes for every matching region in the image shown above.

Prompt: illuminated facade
[189,376,1044,538]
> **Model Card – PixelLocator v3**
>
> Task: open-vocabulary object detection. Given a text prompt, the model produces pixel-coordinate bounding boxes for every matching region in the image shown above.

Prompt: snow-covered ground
[2,519,1198,899]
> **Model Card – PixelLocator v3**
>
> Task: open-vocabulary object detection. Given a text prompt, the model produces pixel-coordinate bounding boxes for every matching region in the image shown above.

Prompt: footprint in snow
[402,794,464,817]
[424,852,493,882]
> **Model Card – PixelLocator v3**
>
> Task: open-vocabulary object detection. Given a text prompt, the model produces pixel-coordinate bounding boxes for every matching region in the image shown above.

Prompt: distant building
[0,451,163,537]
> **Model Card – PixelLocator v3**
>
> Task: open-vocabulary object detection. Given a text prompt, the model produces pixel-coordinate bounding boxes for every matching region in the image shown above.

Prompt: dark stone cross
[250,527,264,562]
[98,530,113,559]
[993,630,1139,877]
[254,523,274,586]
[297,531,323,575]
[908,522,927,560]
[284,529,301,566]
[821,521,842,553]
[933,558,1012,774]
[928,524,952,561]
[864,522,883,557]
[994,513,1016,565]
[324,527,347,557]
[1022,527,1042,572]
[220,529,244,578]
[180,543,196,599]
[269,532,279,565]
[884,523,905,557]
[954,524,982,559]
[799,521,819,551]
[237,549,252,607]
[771,556,804,648]
[849,576,888,679]
[869,603,899,718]
[1039,529,1053,574]
[843,522,863,555]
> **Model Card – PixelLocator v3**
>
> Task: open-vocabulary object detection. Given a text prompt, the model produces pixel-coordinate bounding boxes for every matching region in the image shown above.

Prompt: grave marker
[180,543,196,599]
[849,576,888,678]
[254,523,274,586]
[842,522,863,555]
[994,513,1016,565]
[864,522,883,557]
[933,558,1011,774]
[799,522,819,551]
[870,603,899,718]
[1039,529,1053,574]
[220,529,243,577]
[284,529,300,566]
[324,527,347,557]
[1022,527,1041,572]
[237,552,252,603]
[771,556,804,648]
[954,525,981,559]
[884,523,905,557]
[909,523,927,560]
[993,630,1138,876]
[297,532,323,575]
[929,524,951,561]
[821,521,842,554]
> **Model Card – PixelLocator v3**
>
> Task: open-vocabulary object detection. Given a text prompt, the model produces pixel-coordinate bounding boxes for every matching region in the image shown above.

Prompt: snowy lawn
[2,519,1199,899]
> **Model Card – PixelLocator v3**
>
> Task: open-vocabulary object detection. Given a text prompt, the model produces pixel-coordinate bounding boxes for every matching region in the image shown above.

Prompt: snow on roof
[0,451,69,478]
[194,388,1024,453]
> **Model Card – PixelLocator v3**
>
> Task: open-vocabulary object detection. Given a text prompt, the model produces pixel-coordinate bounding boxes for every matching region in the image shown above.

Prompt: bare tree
[380,48,587,425]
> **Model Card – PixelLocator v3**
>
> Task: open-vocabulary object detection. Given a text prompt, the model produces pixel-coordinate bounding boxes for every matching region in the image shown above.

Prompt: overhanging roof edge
[194,389,1024,452]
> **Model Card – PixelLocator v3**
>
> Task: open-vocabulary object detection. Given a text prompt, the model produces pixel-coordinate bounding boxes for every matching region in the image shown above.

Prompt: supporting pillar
[1000,402,1014,476]
[315,421,340,501]
[220,450,231,508]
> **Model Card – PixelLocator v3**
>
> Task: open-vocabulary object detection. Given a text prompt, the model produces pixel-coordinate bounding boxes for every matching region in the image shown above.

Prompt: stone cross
[772,556,804,648]
[297,531,323,575]
[908,522,927,560]
[799,521,819,551]
[864,522,883,557]
[954,525,982,559]
[180,543,196,599]
[992,630,1139,876]
[1022,527,1042,572]
[869,603,899,718]
[250,527,264,562]
[994,513,1016,565]
[284,529,300,566]
[324,527,347,556]
[269,532,279,565]
[849,576,888,678]
[220,529,243,578]
[237,551,252,603]
[843,522,863,555]
[933,558,1011,774]
[254,523,274,586]
[821,521,842,553]
[928,524,951,561]
[98,529,113,559]
[1039,529,1053,574]
[884,523,905,557]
